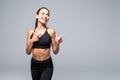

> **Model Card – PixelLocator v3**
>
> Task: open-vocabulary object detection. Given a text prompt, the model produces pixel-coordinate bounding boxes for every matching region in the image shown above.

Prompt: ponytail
[35,19,38,29]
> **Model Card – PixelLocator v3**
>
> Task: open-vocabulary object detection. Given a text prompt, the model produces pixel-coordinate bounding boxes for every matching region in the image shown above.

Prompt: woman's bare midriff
[32,48,51,61]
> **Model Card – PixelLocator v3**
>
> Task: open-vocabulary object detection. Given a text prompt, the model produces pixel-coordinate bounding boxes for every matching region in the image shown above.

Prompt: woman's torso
[31,28,51,61]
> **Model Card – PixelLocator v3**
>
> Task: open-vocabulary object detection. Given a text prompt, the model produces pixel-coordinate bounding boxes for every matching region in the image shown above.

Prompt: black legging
[31,57,53,80]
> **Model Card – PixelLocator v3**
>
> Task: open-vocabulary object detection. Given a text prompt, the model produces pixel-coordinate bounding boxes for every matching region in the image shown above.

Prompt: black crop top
[31,29,51,49]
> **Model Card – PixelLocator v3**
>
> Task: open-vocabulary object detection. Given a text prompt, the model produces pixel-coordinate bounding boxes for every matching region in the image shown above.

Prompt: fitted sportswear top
[31,28,51,49]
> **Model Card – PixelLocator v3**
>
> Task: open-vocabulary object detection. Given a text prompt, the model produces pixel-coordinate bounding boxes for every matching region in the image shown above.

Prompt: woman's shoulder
[27,29,34,35]
[47,27,56,36]
[47,27,56,33]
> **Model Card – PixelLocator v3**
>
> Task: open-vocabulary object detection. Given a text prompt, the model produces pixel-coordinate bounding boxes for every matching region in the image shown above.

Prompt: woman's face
[36,9,49,24]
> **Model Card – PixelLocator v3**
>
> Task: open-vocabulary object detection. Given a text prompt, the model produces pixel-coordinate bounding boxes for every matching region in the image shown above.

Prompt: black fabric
[31,57,53,80]
[31,29,51,49]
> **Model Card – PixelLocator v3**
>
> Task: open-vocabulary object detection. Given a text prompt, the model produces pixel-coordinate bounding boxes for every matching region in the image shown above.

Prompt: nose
[44,14,47,17]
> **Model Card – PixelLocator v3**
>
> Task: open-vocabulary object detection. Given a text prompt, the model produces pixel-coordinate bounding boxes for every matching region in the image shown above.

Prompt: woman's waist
[31,57,52,63]
[32,55,51,61]
[32,48,51,61]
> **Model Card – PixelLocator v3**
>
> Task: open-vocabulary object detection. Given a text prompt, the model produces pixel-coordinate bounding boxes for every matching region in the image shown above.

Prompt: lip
[41,17,47,22]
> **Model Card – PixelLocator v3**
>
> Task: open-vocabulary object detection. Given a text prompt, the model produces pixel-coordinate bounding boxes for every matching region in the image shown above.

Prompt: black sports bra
[31,29,51,49]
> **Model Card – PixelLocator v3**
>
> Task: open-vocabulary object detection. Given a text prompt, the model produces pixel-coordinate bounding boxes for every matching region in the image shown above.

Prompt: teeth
[42,18,46,21]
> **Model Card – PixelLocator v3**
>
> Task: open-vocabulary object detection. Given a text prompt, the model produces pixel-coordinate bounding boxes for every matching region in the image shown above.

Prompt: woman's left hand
[55,34,64,44]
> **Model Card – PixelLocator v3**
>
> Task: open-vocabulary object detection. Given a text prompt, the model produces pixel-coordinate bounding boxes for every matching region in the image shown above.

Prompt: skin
[26,8,63,61]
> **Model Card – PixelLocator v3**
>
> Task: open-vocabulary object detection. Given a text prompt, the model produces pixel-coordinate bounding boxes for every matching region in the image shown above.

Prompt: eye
[46,13,49,16]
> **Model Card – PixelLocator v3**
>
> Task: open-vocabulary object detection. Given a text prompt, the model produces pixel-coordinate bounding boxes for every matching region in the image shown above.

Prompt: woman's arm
[26,29,42,55]
[26,29,34,55]
[49,28,63,54]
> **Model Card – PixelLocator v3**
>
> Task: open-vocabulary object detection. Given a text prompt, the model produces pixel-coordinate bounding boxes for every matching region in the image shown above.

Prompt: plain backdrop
[0,0,120,80]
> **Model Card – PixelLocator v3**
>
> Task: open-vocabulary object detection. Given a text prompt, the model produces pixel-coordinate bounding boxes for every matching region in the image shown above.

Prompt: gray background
[0,0,120,80]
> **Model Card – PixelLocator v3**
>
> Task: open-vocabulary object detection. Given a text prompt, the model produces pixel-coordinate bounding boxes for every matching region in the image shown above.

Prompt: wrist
[30,39,34,43]
[57,42,60,45]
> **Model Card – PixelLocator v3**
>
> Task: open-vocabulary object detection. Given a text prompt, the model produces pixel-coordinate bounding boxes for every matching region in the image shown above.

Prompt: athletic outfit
[30,28,53,80]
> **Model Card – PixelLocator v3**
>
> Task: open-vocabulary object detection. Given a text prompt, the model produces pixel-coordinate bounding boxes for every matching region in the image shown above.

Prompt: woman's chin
[39,21,47,24]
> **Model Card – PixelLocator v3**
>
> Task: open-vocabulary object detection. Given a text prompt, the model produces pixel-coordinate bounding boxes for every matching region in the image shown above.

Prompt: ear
[36,15,38,18]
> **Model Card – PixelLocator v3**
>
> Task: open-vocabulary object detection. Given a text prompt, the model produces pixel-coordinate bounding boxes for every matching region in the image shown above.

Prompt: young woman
[26,7,63,80]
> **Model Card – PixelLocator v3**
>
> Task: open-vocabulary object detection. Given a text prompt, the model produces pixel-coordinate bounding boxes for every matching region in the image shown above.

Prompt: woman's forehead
[40,9,49,13]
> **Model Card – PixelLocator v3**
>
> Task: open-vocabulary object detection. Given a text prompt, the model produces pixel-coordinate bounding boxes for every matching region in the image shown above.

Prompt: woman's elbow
[26,48,31,55]
[53,50,59,55]
[52,46,59,54]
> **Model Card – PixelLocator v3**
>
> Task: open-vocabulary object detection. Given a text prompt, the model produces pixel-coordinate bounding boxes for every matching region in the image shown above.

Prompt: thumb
[59,34,64,38]
[55,33,58,37]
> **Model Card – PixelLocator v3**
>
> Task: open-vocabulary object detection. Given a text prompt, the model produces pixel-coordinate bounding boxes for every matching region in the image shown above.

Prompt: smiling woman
[26,7,64,80]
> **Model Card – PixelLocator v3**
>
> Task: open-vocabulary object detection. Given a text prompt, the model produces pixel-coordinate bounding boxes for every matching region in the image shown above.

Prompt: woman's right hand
[31,32,42,43]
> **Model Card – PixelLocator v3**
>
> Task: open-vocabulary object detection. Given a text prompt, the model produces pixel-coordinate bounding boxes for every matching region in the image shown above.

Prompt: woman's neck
[37,23,46,29]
